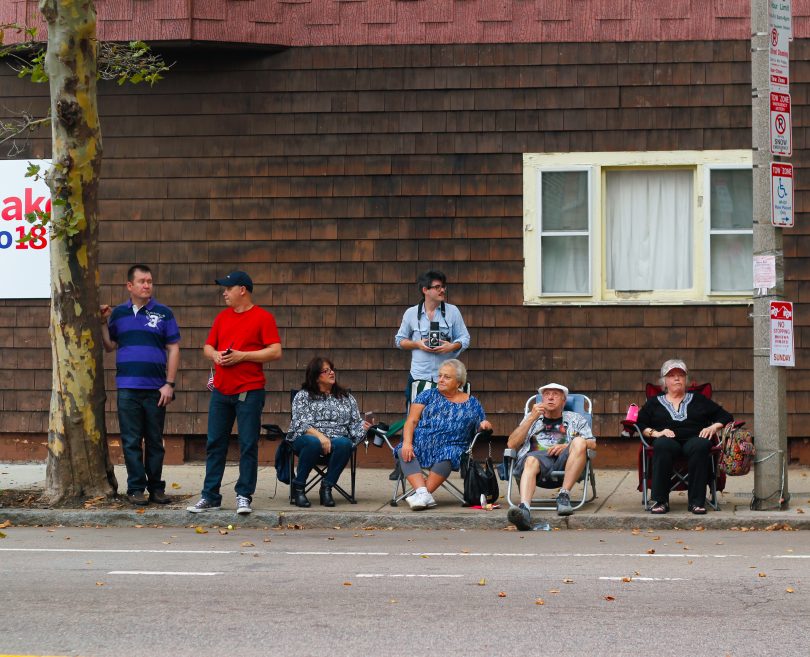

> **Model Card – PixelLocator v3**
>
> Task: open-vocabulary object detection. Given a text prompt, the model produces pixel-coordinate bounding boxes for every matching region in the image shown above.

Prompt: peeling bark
[41,0,116,502]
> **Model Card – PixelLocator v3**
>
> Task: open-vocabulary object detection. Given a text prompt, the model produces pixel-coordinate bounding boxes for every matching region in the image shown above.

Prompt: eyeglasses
[427,284,447,291]
[320,367,335,374]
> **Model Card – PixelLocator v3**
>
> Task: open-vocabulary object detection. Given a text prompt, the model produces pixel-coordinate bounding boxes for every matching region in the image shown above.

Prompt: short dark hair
[127,264,152,282]
[417,269,446,294]
[302,356,349,399]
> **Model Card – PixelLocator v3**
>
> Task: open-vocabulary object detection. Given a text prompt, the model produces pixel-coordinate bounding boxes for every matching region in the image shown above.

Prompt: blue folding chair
[502,392,597,512]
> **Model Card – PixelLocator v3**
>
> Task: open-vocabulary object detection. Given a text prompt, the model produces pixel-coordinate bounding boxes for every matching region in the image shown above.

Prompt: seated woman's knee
[296,433,322,454]
[330,436,353,454]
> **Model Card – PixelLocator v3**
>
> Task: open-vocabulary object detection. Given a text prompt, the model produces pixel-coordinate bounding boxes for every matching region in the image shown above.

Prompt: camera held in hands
[428,321,441,348]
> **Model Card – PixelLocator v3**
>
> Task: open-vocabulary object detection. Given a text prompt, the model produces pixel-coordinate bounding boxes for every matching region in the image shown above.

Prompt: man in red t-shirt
[187,270,282,515]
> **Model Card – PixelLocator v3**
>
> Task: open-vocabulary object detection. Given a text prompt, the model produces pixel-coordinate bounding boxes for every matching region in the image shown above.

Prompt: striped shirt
[108,298,180,389]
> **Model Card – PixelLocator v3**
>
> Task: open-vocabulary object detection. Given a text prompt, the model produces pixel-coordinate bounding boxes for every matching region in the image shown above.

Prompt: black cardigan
[637,392,733,441]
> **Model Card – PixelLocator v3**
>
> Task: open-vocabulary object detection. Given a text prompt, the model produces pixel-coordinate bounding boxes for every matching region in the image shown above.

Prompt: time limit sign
[770,92,792,156]
[771,163,794,227]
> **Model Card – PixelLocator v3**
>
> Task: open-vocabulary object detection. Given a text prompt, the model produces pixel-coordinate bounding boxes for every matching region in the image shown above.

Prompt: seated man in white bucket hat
[506,382,596,529]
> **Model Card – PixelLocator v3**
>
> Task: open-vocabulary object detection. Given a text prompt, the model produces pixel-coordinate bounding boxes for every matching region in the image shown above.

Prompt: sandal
[689,504,707,515]
[650,502,669,514]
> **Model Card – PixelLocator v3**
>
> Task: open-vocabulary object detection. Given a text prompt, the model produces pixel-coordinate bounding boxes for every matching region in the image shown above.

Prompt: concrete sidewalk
[1,462,809,530]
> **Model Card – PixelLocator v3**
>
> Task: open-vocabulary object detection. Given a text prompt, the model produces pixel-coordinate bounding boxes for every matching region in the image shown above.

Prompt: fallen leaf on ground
[343,582,352,586]
[604,595,615,601]
[549,589,560,594]
[390,599,398,604]
[0,520,10,529]
[136,508,145,515]
[218,529,228,535]
[171,483,181,489]
[195,526,208,534]
[263,538,271,543]
[478,579,487,586]
[241,541,255,547]
[622,577,632,583]
[563,578,574,584]
[498,592,507,598]
[797,508,804,514]
[535,598,545,605]
[786,587,795,593]
[0,531,6,539]
[96,582,105,586]
[652,536,661,541]
[758,572,767,577]
[646,549,655,554]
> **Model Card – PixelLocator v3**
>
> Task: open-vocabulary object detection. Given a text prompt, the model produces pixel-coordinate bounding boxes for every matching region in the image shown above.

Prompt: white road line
[285,551,390,556]
[108,571,222,576]
[0,548,233,554]
[600,576,688,581]
[356,573,463,578]
[397,552,743,558]
[770,555,810,558]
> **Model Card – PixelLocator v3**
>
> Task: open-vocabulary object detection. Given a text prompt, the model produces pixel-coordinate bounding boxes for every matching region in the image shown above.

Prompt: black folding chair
[262,389,359,505]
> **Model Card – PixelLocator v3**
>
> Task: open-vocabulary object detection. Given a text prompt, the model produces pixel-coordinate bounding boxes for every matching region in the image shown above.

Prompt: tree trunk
[40,0,116,502]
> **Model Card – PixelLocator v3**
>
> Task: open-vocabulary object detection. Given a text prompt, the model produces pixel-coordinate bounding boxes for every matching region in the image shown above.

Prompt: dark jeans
[202,388,265,505]
[117,388,166,495]
[292,434,353,487]
[651,435,711,506]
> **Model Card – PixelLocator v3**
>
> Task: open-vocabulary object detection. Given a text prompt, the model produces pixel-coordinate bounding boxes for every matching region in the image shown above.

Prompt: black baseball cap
[215,270,253,292]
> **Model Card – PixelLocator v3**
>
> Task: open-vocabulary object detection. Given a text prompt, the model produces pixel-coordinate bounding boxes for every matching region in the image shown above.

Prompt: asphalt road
[1,526,808,657]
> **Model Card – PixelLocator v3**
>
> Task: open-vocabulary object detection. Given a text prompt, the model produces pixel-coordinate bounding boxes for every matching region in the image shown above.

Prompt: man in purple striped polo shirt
[101,264,181,506]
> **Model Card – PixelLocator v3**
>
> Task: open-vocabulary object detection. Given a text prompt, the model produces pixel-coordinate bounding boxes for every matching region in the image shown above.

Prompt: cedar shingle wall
[1,40,807,445]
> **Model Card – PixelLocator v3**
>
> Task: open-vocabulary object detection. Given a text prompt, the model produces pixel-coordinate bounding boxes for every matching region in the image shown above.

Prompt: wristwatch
[166,381,175,388]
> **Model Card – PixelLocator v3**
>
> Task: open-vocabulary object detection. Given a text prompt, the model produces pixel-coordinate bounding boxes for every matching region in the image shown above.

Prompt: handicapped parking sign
[771,163,794,227]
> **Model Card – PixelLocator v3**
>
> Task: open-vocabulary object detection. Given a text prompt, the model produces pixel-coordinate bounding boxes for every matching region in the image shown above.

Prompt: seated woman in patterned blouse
[395,359,492,510]
[288,356,370,508]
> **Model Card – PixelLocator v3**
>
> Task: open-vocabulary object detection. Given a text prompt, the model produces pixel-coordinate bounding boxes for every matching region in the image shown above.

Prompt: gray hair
[659,358,688,391]
[439,358,467,388]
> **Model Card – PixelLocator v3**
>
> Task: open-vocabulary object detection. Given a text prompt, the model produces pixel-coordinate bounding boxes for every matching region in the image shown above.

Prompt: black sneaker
[186,498,220,513]
[127,491,149,506]
[507,503,532,531]
[556,491,574,516]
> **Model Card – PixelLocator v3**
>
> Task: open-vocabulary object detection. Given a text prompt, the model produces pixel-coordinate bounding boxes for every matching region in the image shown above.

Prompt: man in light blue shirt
[395,270,470,402]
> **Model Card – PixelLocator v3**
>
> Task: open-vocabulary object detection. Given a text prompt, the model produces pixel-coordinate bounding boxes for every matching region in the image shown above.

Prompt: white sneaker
[424,492,437,508]
[236,495,252,515]
[406,491,429,511]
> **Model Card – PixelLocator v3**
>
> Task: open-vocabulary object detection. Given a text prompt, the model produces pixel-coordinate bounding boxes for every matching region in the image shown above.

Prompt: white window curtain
[606,170,693,291]
[709,168,753,292]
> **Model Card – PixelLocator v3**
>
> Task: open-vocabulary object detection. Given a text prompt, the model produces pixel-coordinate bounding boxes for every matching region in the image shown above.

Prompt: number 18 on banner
[770,301,795,367]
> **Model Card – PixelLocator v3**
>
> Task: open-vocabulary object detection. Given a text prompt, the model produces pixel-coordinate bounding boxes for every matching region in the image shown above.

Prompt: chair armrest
[503,448,517,459]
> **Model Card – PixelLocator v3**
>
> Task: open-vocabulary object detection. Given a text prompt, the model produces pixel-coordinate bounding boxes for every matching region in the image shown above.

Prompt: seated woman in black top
[636,359,733,515]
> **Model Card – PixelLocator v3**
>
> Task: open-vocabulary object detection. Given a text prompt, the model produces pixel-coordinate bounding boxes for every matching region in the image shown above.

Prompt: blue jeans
[117,388,166,495]
[202,388,265,505]
[292,434,353,487]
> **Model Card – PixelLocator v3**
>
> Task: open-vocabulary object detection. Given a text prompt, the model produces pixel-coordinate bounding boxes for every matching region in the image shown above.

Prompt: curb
[1,508,808,530]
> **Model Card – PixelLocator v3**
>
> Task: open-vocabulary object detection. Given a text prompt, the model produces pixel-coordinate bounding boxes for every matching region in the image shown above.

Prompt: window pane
[606,170,693,290]
[541,235,589,294]
[711,234,753,292]
[710,169,752,230]
[541,171,588,231]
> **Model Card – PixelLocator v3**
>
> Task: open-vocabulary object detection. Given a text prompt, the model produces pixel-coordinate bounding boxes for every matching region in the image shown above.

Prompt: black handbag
[460,444,500,506]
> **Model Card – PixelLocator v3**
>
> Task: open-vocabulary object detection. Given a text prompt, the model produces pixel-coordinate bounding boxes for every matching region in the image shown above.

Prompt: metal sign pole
[751,0,789,510]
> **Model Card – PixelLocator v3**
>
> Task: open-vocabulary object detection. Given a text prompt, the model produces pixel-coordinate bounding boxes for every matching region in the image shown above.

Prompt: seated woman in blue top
[288,356,370,508]
[395,359,492,510]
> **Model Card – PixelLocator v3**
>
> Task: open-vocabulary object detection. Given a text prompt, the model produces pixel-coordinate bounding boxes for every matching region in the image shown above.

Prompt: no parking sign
[770,92,792,156]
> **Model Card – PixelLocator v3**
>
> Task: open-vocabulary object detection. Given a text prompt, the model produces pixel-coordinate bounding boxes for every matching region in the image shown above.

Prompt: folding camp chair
[623,382,726,511]
[366,379,484,507]
[262,390,359,505]
[502,393,597,512]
